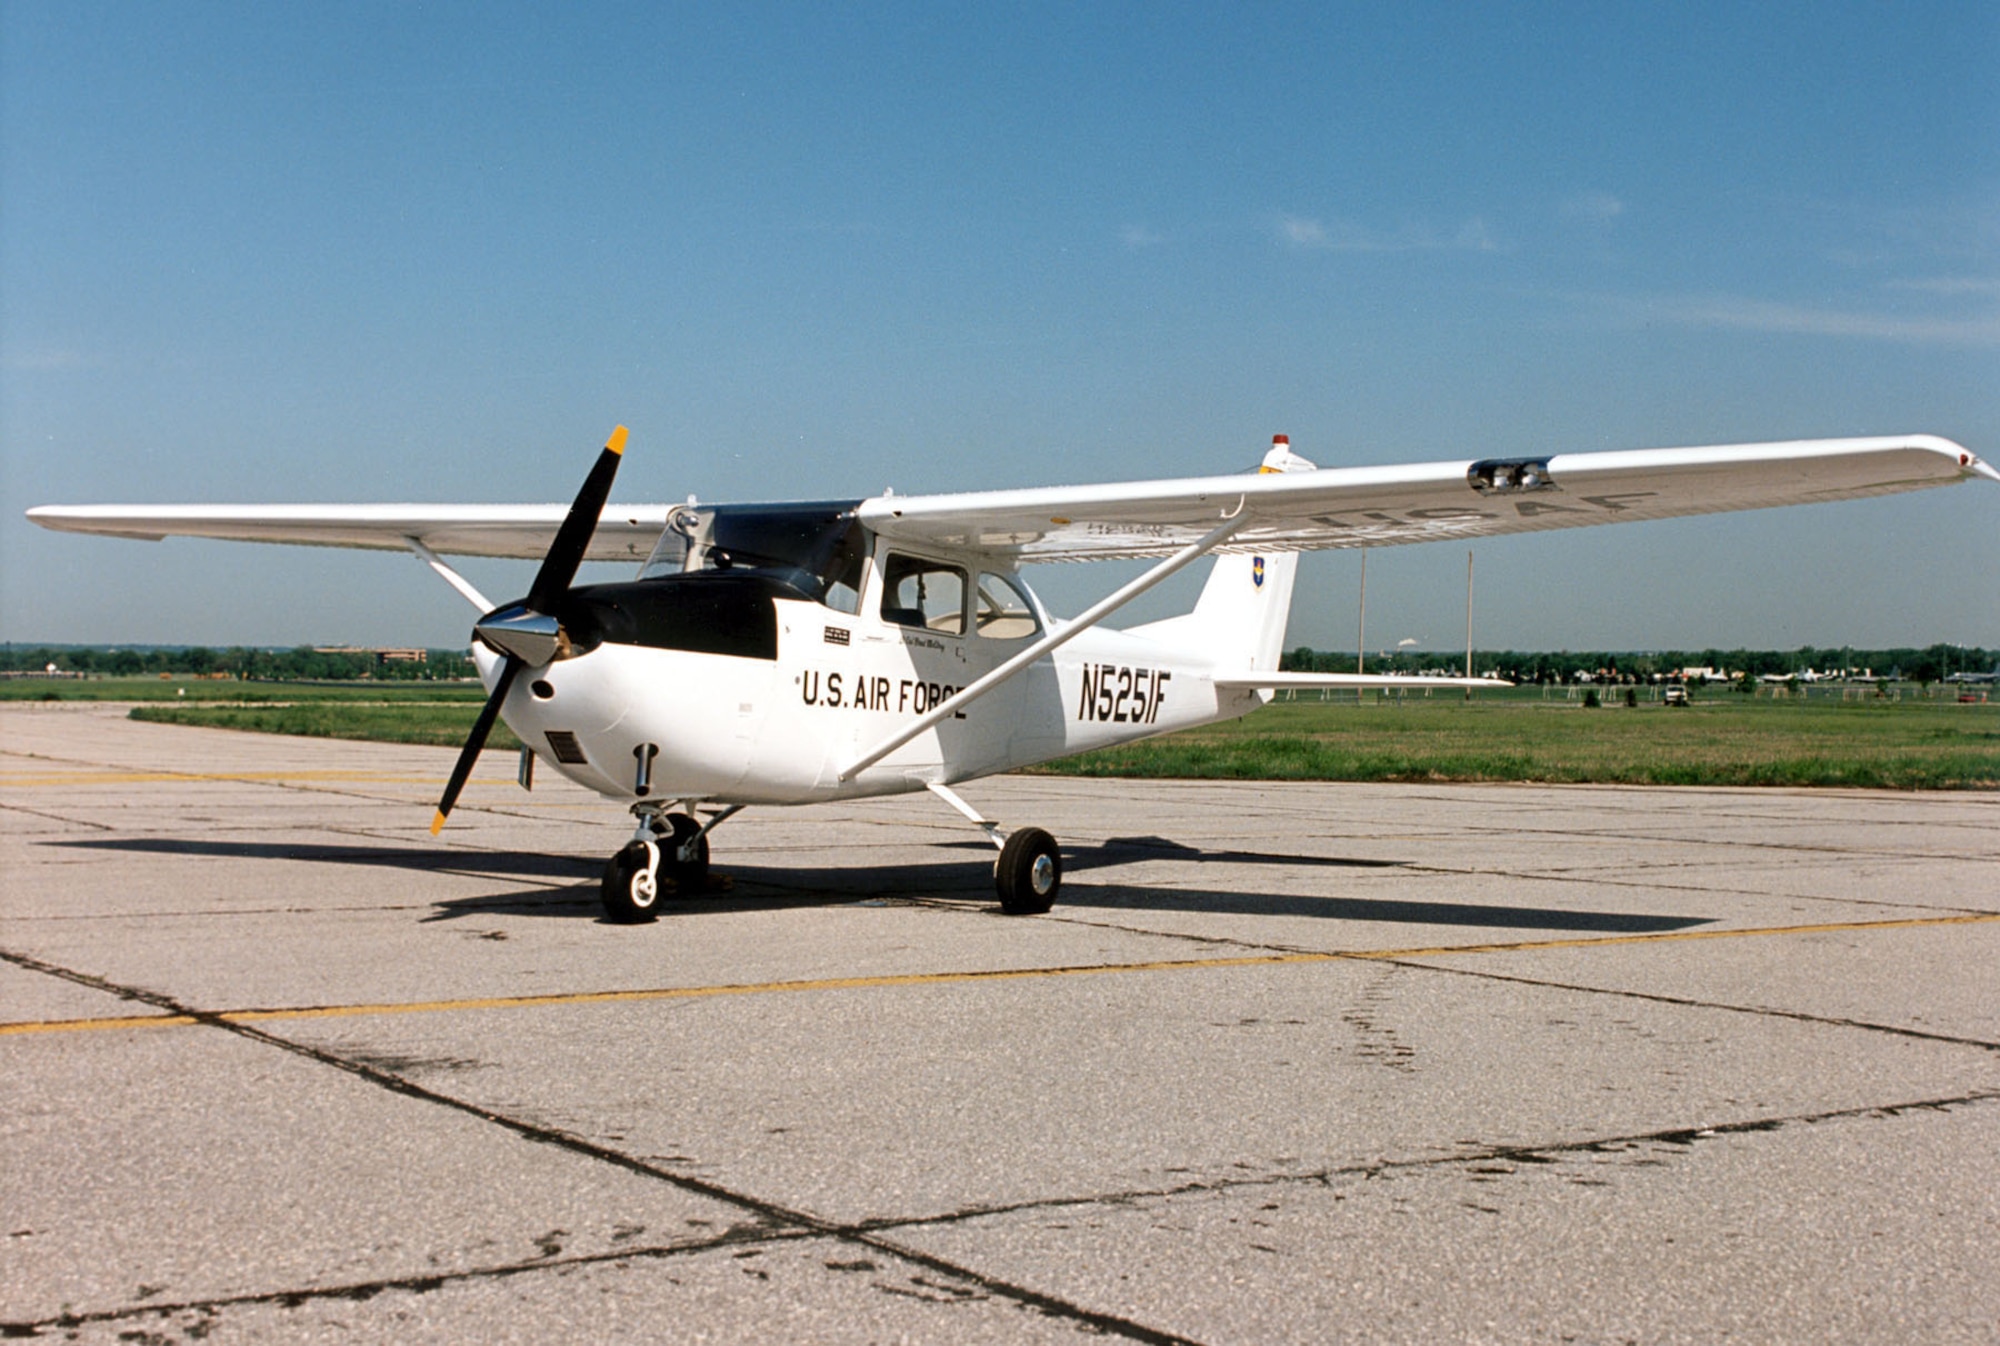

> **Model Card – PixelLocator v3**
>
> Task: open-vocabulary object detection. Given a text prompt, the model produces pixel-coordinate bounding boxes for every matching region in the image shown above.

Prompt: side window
[974,572,1040,640]
[879,554,966,635]
[823,535,863,615]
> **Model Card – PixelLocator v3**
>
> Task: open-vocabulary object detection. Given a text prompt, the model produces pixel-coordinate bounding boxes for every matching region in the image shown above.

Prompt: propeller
[431,425,628,835]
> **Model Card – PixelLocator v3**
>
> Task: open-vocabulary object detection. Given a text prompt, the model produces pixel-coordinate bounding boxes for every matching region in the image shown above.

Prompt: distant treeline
[3,645,478,680]
[1281,644,1997,685]
[5,642,1992,686]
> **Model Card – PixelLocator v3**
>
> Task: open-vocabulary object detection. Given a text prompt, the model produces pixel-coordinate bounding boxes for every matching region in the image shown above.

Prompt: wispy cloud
[1614,291,2000,346]
[1560,191,1625,225]
[1453,216,1500,253]
[1280,214,1335,247]
[1277,213,1502,254]
[1120,224,1167,248]
[0,347,97,372]
[1884,276,2000,297]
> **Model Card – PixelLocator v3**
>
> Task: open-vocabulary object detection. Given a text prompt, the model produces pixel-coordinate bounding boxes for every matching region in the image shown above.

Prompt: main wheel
[995,827,1061,915]
[602,841,662,924]
[652,812,710,891]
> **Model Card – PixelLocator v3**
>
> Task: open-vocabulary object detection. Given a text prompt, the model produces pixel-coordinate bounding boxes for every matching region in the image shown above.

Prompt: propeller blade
[526,425,628,614]
[431,656,523,834]
[435,426,627,836]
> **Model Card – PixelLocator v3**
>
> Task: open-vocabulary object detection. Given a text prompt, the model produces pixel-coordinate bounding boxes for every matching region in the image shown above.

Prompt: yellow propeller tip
[430,810,447,836]
[606,425,629,456]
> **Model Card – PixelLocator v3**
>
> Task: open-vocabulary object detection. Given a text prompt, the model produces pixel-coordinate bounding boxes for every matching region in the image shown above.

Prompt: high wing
[861,434,1994,561]
[25,434,1992,563]
[22,502,676,562]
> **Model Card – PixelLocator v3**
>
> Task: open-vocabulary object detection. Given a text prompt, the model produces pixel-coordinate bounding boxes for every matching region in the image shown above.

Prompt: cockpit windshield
[639,502,867,613]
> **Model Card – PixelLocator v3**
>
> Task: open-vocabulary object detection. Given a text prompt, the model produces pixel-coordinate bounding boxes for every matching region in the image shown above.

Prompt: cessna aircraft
[28,430,1996,922]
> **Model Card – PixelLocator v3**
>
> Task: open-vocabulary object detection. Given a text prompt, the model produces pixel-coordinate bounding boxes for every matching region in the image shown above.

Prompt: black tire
[601,841,662,924]
[653,812,710,890]
[995,827,1060,915]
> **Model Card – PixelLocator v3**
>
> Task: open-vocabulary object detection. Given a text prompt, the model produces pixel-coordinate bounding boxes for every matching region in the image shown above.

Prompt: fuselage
[481,528,1265,808]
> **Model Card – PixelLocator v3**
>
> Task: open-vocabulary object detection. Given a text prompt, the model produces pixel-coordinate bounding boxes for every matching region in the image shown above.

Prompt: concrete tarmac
[3,702,1997,1342]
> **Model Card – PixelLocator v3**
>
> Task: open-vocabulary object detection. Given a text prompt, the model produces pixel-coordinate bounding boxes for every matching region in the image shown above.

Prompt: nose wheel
[601,809,712,923]
[602,839,663,923]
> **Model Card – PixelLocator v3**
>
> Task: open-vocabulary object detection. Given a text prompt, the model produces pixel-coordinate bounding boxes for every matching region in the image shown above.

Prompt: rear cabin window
[879,555,966,635]
[974,573,1039,639]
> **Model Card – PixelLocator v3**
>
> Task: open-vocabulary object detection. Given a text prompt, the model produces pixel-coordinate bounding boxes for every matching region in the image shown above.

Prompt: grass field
[4,676,520,751]
[1,677,490,704]
[1027,694,1999,790]
[126,701,524,751]
[40,675,1993,790]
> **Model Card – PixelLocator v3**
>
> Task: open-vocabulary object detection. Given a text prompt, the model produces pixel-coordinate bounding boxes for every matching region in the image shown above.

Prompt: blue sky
[4,1,1996,653]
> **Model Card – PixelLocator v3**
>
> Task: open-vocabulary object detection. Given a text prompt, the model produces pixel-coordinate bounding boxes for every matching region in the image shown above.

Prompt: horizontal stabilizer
[1213,673,1511,690]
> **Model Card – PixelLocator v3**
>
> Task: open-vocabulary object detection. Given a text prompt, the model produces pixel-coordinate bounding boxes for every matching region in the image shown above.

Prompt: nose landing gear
[601,802,736,923]
[602,835,664,923]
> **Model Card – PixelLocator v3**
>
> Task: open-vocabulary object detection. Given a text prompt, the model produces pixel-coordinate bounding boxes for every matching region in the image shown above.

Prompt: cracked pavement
[3,703,1997,1341]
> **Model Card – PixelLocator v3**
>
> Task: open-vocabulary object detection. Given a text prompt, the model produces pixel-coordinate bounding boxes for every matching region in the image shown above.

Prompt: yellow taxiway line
[5,911,1995,1039]
[0,770,441,787]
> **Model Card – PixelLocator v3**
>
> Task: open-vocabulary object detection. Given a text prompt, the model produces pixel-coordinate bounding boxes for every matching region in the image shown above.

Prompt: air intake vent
[544,730,589,765]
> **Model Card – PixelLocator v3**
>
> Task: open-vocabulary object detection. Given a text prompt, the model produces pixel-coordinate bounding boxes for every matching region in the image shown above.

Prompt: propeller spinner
[431,425,629,835]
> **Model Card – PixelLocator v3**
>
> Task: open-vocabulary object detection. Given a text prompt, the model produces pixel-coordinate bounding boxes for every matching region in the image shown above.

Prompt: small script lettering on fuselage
[1077,664,1170,725]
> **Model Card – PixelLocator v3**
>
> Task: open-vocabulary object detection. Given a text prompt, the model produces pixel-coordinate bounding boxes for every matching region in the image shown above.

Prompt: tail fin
[1129,435,1315,673]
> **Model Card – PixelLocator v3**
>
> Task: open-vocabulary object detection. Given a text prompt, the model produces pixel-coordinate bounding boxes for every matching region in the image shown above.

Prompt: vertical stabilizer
[1128,435,1315,672]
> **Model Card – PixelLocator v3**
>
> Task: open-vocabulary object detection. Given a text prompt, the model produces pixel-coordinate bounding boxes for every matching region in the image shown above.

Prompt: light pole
[1356,548,1368,676]
[1464,549,1475,699]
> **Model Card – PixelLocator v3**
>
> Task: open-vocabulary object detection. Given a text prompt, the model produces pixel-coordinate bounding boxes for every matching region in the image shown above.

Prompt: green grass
[127,700,521,750]
[1027,694,2000,791]
[3,675,490,703]
[45,676,521,750]
[56,679,2000,790]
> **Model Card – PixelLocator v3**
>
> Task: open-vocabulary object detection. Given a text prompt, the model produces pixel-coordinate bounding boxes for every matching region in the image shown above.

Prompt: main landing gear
[925,782,1062,915]
[601,803,736,923]
[994,826,1061,915]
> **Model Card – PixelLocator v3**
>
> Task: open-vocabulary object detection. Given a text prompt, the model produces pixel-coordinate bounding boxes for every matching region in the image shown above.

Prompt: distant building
[312,646,429,666]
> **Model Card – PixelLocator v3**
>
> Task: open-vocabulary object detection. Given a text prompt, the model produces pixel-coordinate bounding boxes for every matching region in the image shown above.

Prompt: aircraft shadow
[48,836,597,881]
[46,835,1711,934]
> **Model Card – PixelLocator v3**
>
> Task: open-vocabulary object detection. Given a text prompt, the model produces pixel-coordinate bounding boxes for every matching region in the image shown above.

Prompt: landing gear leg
[924,782,1061,915]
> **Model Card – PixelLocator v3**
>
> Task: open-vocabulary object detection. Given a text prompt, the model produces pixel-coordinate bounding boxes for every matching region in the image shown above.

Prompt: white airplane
[28,430,1996,922]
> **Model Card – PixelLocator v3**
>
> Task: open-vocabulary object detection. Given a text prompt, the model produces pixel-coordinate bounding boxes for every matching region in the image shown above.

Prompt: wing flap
[858,435,1986,560]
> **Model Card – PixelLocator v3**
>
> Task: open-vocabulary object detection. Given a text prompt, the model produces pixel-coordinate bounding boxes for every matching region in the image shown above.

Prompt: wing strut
[404,537,494,612]
[838,507,1249,782]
